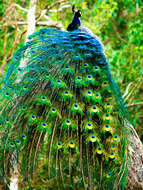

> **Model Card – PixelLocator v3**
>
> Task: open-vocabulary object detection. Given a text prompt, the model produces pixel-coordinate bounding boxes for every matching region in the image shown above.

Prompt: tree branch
[6,30,27,62]
[6,20,63,29]
[127,102,143,107]
[123,82,133,98]
[36,0,68,22]
[3,26,8,64]
[124,79,142,103]
[12,3,28,12]
[26,0,37,41]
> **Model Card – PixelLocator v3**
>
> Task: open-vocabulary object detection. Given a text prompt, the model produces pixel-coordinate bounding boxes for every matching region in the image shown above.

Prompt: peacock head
[72,5,81,18]
[72,5,81,26]
[74,10,81,19]
[67,5,81,31]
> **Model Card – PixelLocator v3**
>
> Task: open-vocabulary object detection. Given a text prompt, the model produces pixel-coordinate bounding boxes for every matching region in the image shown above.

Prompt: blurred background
[0,0,142,142]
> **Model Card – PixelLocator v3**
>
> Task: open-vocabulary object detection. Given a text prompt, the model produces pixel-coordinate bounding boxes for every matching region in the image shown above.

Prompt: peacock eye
[88,91,91,94]
[114,135,117,138]
[91,135,95,138]
[16,140,20,143]
[77,76,81,79]
[95,66,98,70]
[70,141,74,144]
[24,86,27,89]
[65,66,69,69]
[58,142,62,145]
[107,103,110,105]
[46,73,49,76]
[88,75,91,78]
[88,123,91,126]
[93,106,96,109]
[104,82,107,84]
[6,92,9,96]
[18,68,21,71]
[52,108,56,111]
[64,91,68,94]
[110,152,114,155]
[22,135,26,138]
[108,172,111,176]
[95,93,99,97]
[66,120,70,123]
[10,143,14,146]
[57,80,61,83]
[74,104,78,108]
[42,96,46,99]
[105,124,109,128]
[42,123,46,126]
[32,115,35,118]
[98,147,102,150]
[105,113,109,117]
[23,106,26,109]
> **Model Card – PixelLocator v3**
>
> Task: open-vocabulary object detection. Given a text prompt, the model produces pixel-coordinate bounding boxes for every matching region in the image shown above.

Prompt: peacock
[0,6,130,190]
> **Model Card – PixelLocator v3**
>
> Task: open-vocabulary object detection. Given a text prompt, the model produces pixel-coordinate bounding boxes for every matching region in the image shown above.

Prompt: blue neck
[72,15,80,26]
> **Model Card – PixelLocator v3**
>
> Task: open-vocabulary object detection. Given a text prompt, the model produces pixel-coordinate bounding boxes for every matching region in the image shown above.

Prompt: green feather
[0,25,130,189]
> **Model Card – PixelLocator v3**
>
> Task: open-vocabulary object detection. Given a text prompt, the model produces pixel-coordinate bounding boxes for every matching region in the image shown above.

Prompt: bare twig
[0,3,28,21]
[6,30,27,62]
[3,26,8,64]
[128,79,143,104]
[36,0,68,22]
[36,9,47,22]
[12,3,28,12]
[0,4,13,20]
[43,0,68,11]
[6,21,63,29]
[123,82,133,98]
[124,79,143,103]
[124,83,137,102]
[6,21,18,60]
[127,102,143,107]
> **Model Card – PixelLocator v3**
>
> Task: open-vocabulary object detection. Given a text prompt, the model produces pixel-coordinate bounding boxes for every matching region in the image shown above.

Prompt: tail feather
[0,28,129,189]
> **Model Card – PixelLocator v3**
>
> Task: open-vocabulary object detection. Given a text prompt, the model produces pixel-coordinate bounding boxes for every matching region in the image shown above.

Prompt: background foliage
[0,0,143,188]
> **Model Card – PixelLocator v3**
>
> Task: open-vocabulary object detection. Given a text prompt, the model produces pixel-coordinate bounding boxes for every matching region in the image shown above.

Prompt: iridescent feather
[0,6,129,190]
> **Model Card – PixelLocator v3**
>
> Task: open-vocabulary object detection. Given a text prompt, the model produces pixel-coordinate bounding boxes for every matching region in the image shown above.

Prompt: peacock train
[0,6,129,190]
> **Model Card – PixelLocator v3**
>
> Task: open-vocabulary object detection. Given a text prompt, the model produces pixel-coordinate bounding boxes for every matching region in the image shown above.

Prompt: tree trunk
[26,0,37,42]
[9,1,37,189]
[126,121,143,189]
[9,151,18,190]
